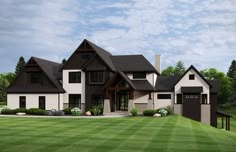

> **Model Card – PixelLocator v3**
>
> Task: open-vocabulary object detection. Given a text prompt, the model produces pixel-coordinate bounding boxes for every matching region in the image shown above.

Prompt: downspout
[58,93,60,110]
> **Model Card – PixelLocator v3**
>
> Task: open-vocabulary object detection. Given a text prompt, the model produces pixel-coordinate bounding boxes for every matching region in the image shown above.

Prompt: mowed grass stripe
[0,116,236,152]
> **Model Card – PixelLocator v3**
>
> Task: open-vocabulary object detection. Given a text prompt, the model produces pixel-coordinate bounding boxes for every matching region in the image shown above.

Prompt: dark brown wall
[8,65,58,93]
[84,55,114,110]
[210,93,217,127]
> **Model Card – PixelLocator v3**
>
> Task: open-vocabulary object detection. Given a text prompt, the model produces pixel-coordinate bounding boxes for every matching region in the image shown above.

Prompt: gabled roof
[85,40,116,71]
[174,65,212,88]
[111,55,159,74]
[7,57,65,93]
[32,57,65,92]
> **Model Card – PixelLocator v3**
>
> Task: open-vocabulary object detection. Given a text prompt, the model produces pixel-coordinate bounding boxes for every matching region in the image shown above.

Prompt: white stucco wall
[133,91,149,104]
[154,92,174,109]
[62,70,85,104]
[174,69,210,104]
[7,94,63,110]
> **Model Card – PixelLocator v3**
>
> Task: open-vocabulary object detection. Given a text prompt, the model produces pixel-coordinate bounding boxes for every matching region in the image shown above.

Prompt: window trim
[176,94,183,104]
[39,96,46,110]
[89,71,104,84]
[19,96,26,108]
[69,94,81,109]
[133,72,146,79]
[157,94,171,99]
[201,94,208,104]
[69,71,81,83]
[189,74,195,80]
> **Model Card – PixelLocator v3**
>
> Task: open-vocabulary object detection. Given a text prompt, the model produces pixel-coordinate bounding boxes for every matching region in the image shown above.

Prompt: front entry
[183,93,201,121]
[116,90,129,111]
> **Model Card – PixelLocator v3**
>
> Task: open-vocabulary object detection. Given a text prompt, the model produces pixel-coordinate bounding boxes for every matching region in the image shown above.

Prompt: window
[92,95,103,107]
[189,74,195,80]
[202,94,208,104]
[133,72,146,79]
[19,96,26,108]
[157,94,171,99]
[89,71,104,84]
[69,94,81,108]
[39,96,45,110]
[69,72,81,83]
[177,94,182,104]
[31,72,43,84]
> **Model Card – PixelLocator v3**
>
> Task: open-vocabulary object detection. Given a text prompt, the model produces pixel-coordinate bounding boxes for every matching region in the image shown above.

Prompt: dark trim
[174,65,212,88]
[7,92,65,94]
[181,87,203,93]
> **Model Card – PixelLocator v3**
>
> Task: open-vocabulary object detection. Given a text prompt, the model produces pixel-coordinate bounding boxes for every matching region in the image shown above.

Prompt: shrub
[26,108,45,115]
[71,107,80,116]
[54,110,65,116]
[1,109,15,115]
[63,108,72,115]
[14,108,27,113]
[143,109,157,116]
[44,110,53,116]
[130,108,138,116]
[90,105,102,116]
[0,105,7,114]
[156,107,171,115]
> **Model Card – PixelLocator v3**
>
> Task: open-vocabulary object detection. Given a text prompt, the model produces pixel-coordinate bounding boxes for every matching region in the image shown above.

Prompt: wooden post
[226,117,228,130]
[222,117,224,128]
[228,117,230,131]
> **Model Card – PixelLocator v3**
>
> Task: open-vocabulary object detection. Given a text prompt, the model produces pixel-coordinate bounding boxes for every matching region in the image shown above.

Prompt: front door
[183,93,201,121]
[116,90,129,111]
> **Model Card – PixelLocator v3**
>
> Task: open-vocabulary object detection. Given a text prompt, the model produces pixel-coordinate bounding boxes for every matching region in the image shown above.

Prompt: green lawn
[0,116,236,152]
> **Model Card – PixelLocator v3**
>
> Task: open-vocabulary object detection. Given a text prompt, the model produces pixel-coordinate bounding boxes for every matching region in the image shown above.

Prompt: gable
[7,58,64,93]
[63,40,96,70]
[174,68,210,95]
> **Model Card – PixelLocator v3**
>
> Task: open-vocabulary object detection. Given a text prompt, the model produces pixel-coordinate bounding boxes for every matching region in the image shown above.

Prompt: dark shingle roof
[131,80,156,91]
[155,75,180,92]
[86,40,116,71]
[33,57,65,92]
[7,57,65,93]
[208,80,219,93]
[111,55,159,74]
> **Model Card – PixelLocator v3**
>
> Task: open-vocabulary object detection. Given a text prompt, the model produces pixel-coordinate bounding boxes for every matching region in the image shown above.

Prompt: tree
[0,73,15,103]
[62,58,67,64]
[174,61,186,75]
[200,68,232,104]
[227,60,236,79]
[15,56,25,76]
[228,71,236,103]
[161,66,175,76]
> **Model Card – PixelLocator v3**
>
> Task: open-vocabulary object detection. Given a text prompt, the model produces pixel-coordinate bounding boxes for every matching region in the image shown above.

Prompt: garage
[182,87,202,121]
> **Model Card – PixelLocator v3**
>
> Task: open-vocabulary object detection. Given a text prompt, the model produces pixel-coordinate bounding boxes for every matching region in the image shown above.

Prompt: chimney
[155,55,161,73]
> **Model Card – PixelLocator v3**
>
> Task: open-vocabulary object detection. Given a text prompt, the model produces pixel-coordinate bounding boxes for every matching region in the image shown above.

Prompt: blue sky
[0,0,235,73]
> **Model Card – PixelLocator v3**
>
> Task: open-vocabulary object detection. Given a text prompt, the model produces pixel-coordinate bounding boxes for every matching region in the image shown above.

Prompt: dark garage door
[183,94,201,121]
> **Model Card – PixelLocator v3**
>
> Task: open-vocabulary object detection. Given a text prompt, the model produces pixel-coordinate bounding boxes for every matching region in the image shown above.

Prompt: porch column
[147,92,153,109]
[128,91,134,112]
[103,99,111,114]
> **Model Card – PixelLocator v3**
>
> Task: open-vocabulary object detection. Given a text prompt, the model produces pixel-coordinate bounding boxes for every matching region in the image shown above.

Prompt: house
[6,39,218,126]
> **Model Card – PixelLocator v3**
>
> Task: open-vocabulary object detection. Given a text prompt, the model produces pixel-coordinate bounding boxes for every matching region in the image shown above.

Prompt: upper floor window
[69,72,81,83]
[89,71,104,84]
[133,72,146,79]
[31,72,43,84]
[157,94,171,99]
[189,74,195,80]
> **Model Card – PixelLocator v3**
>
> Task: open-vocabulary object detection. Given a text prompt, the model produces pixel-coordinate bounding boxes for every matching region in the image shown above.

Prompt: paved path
[0,114,129,119]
